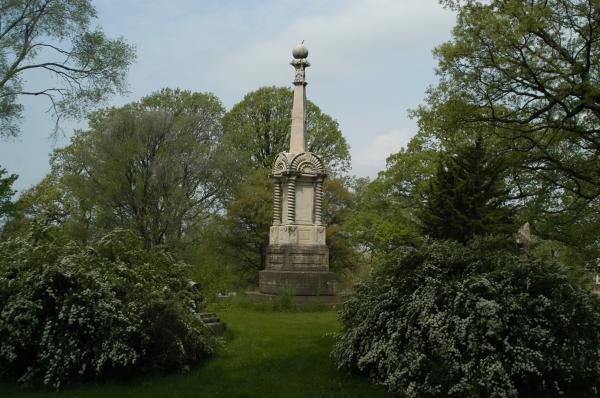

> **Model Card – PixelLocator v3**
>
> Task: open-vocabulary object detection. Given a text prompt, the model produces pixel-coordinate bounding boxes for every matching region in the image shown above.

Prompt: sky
[0,0,456,192]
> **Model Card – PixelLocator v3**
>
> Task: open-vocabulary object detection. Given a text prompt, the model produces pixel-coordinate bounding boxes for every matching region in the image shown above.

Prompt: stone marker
[516,222,533,249]
[199,312,226,336]
[258,43,335,296]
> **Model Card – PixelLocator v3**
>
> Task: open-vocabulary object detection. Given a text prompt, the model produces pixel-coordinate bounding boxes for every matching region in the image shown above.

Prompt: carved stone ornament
[272,153,290,176]
[291,58,310,85]
[294,67,305,83]
[271,151,325,177]
[290,152,325,176]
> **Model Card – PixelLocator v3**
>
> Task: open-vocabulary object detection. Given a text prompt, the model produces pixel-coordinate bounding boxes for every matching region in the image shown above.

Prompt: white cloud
[351,127,413,177]
[200,0,454,97]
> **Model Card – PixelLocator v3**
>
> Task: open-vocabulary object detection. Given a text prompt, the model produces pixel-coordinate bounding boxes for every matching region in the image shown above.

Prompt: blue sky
[0,0,456,192]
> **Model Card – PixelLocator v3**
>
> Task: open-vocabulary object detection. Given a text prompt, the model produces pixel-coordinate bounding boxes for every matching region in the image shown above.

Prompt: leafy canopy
[0,0,136,136]
[421,0,600,206]
[407,0,600,269]
[49,88,230,248]
[222,86,351,175]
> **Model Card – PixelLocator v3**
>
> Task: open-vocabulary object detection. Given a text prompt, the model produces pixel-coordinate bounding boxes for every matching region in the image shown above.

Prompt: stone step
[198,312,225,336]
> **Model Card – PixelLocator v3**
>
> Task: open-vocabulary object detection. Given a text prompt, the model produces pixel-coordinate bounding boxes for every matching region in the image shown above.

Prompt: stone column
[272,177,282,225]
[289,56,310,153]
[315,176,323,225]
[287,175,296,223]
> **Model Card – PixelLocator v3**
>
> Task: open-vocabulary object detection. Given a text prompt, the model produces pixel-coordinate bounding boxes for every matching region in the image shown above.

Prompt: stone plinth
[259,269,335,295]
[259,244,334,295]
[265,244,328,271]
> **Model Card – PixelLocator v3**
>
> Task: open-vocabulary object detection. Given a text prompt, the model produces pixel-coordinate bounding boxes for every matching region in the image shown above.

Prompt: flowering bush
[0,229,216,388]
[332,237,600,397]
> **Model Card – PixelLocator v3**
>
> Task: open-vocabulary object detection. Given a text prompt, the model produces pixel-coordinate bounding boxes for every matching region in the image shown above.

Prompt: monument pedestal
[259,244,334,295]
[259,270,335,295]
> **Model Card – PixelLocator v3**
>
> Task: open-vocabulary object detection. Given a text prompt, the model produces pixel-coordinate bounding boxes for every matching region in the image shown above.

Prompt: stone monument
[258,43,335,296]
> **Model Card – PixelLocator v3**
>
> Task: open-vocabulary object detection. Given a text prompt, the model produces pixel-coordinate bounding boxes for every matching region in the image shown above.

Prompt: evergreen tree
[419,138,514,242]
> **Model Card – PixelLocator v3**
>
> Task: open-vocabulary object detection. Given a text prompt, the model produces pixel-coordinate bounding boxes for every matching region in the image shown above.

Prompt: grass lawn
[0,309,392,398]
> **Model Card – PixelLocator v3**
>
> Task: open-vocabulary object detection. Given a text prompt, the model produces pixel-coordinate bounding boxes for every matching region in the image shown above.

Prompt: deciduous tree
[411,0,600,270]
[50,88,229,247]
[420,0,600,207]
[222,86,350,175]
[0,0,136,136]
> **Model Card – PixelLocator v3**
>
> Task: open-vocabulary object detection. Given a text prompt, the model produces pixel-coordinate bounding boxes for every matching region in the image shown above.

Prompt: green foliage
[414,0,600,265]
[428,0,600,196]
[4,172,90,243]
[220,168,273,272]
[274,289,294,311]
[0,0,136,136]
[211,292,328,313]
[0,310,393,397]
[344,136,437,261]
[0,167,18,223]
[333,237,600,397]
[49,88,230,248]
[222,86,351,175]
[0,229,216,389]
[322,177,362,272]
[419,137,515,242]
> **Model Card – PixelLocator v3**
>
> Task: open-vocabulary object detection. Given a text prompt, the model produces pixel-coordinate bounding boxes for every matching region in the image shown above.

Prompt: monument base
[260,243,334,296]
[265,243,329,271]
[259,269,335,295]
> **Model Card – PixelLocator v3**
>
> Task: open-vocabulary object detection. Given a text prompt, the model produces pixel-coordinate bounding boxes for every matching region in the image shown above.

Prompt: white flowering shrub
[0,229,216,388]
[332,237,600,397]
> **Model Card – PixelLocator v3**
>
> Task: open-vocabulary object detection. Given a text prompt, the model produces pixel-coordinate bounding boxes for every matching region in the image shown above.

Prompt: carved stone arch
[272,153,289,176]
[290,152,324,176]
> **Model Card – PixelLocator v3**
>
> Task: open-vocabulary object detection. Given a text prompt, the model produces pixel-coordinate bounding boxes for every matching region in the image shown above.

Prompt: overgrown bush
[0,229,216,388]
[332,237,600,397]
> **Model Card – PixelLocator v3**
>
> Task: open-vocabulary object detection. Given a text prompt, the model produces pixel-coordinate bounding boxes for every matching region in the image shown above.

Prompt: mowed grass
[0,309,392,398]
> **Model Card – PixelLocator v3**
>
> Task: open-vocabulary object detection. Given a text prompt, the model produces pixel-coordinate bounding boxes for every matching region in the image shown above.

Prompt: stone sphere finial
[292,41,308,59]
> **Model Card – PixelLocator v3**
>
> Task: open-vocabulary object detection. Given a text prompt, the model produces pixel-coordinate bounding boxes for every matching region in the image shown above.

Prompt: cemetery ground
[0,306,392,398]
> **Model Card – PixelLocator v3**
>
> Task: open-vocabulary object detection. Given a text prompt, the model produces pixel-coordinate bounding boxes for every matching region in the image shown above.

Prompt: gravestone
[258,43,335,296]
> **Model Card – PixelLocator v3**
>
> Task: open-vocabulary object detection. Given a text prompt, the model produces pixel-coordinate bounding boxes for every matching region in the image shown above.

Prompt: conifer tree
[419,137,514,242]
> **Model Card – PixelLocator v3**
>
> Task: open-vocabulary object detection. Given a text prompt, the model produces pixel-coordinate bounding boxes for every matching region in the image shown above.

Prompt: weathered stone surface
[198,312,226,336]
[259,269,335,296]
[265,244,329,271]
[269,225,326,245]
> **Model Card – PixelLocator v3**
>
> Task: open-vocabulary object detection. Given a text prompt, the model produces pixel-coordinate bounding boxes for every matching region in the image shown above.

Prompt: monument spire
[289,42,310,153]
